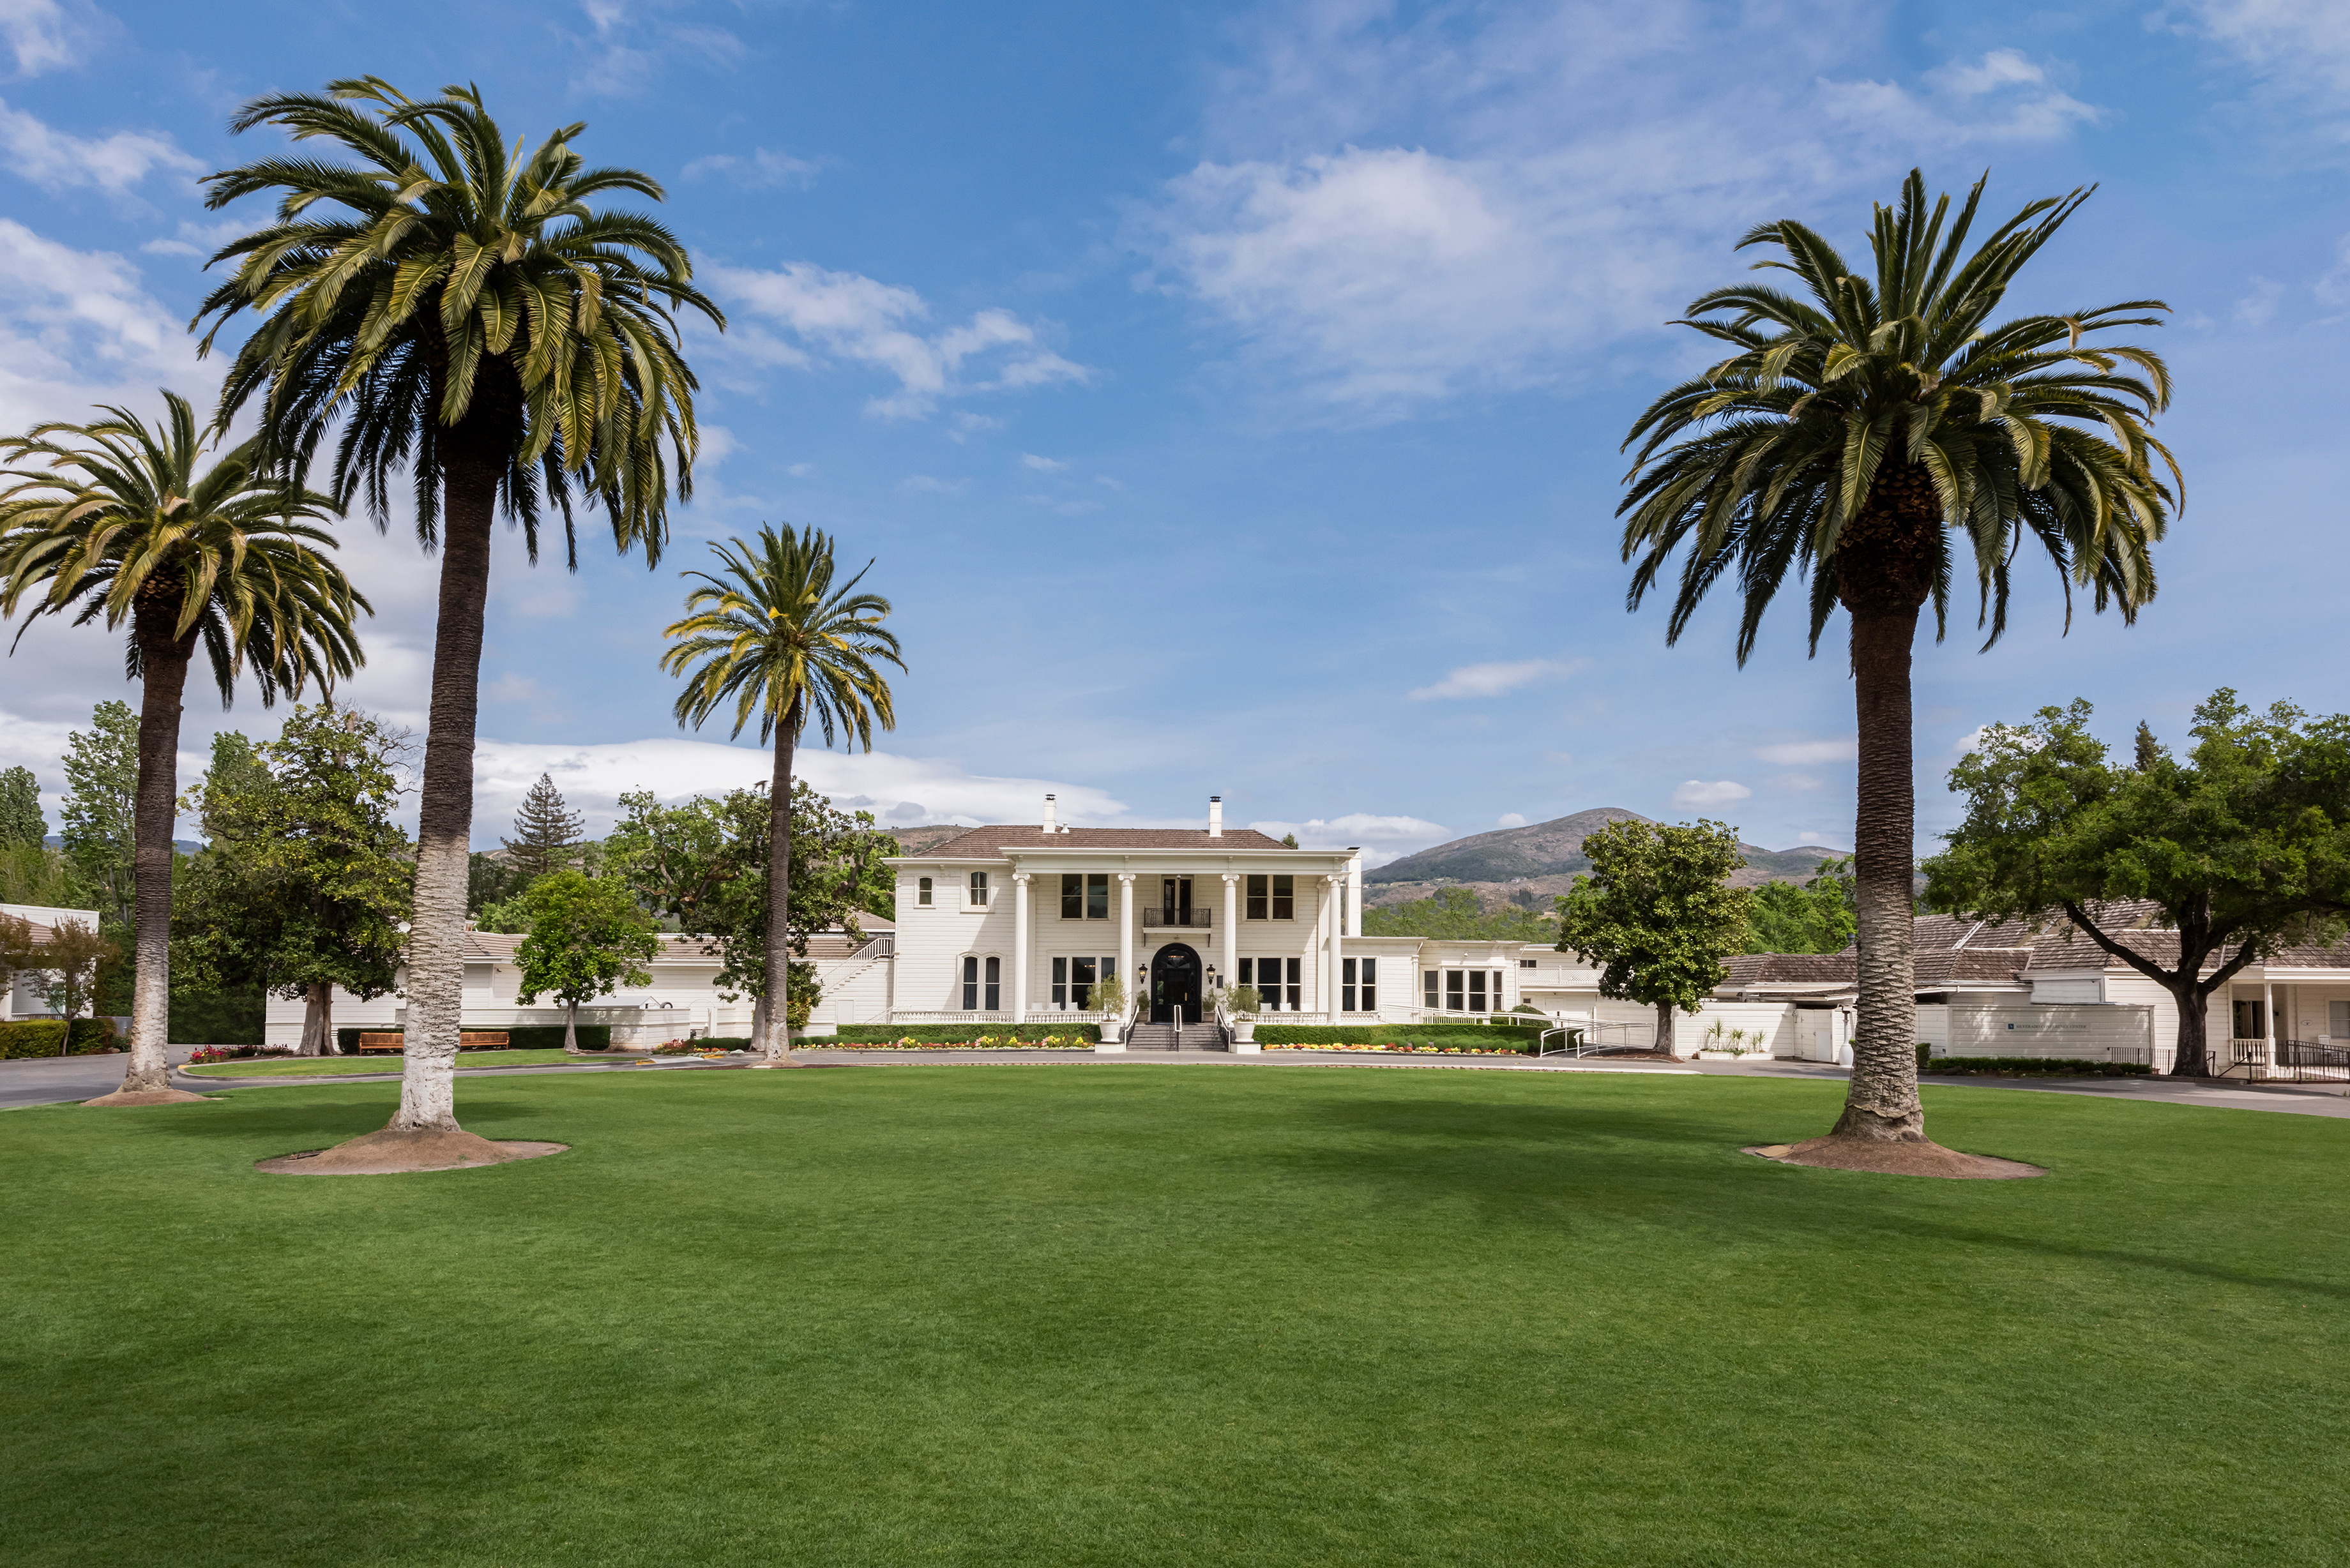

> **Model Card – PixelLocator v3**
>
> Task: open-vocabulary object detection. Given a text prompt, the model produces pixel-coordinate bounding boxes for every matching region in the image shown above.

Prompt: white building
[0,901,103,1021]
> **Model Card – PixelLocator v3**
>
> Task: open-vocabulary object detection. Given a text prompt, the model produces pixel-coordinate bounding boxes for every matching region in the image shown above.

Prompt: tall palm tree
[0,391,367,1104]
[192,79,721,1149]
[661,525,901,1063]
[1618,170,2175,1155]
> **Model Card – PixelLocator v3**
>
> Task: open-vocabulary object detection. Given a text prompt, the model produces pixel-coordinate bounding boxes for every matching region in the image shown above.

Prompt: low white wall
[1928,1004,2155,1064]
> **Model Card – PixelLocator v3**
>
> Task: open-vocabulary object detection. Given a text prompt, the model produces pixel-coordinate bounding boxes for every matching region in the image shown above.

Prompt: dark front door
[1151,944,1202,1025]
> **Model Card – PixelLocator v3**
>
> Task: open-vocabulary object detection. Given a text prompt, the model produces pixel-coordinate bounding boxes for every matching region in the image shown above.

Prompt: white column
[1347,854,1362,937]
[2264,976,2277,1067]
[1221,873,1239,1003]
[1117,873,1135,1029]
[1013,871,1031,1023]
[1325,875,1344,1020]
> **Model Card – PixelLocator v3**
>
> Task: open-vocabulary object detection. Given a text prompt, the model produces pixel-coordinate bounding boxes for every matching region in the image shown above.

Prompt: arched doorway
[1150,944,1202,1025]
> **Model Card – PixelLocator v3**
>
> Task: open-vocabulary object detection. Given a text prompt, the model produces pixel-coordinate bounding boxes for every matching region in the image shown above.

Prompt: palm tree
[192,79,721,1149]
[661,525,901,1063]
[1618,170,2175,1157]
[0,391,367,1105]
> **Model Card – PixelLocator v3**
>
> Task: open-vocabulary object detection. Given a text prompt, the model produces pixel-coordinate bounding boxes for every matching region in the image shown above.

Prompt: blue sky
[0,0,2344,864]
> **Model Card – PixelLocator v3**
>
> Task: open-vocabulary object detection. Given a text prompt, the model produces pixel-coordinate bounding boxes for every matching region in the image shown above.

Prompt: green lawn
[4,1067,2346,1566]
[181,1048,618,1077]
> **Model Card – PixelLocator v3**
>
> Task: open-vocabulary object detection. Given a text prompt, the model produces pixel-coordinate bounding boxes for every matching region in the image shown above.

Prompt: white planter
[1100,1020,1122,1044]
[1229,1021,1255,1043]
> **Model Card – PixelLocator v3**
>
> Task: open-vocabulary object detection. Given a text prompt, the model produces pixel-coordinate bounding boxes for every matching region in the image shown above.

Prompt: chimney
[1208,795,1223,838]
[1042,793,1058,834]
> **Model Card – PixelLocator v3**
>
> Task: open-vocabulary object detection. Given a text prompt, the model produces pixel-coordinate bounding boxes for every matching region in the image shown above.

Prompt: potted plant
[1225,984,1262,1051]
[1091,975,1127,1051]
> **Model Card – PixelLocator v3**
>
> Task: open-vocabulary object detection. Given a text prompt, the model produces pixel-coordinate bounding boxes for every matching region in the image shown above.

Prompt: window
[1342,957,1376,1013]
[1437,969,1494,1013]
[1239,956,1300,1010]
[958,956,1002,1011]
[1519,958,1535,969]
[2332,1000,2350,1041]
[1161,877,1194,923]
[1051,956,1115,1010]
[2234,998,2267,1039]
[962,956,978,1011]
[1061,873,1109,919]
[1425,970,1439,1010]
[985,956,1000,1011]
[1244,874,1294,921]
[967,871,989,908]
[917,877,933,907]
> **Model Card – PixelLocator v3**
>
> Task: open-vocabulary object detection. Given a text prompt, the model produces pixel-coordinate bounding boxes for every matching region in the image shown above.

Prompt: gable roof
[907,825,1292,857]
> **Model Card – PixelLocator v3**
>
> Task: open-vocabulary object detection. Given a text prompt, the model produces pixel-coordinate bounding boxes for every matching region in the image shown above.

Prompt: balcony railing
[1141,909,1212,929]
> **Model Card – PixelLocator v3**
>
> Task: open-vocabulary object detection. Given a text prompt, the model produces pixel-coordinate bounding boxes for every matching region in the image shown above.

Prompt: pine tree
[503,774,584,881]
[2134,720,2166,772]
[0,766,43,847]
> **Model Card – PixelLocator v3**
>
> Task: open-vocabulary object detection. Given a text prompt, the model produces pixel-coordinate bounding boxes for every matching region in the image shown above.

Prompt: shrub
[0,1020,68,1059]
[1923,1055,2152,1078]
[169,991,266,1046]
[828,1024,1101,1044]
[69,1017,119,1054]
[1250,1024,1534,1052]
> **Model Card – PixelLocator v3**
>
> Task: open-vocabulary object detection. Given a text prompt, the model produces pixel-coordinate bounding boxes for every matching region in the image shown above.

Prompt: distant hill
[1365,808,1842,913]
[882,824,975,856]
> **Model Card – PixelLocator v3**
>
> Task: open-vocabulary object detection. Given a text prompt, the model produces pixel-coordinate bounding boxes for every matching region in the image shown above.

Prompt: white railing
[890,1011,1012,1025]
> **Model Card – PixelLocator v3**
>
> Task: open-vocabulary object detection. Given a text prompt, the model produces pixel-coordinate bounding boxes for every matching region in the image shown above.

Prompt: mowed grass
[182,1048,610,1077]
[4,1066,2347,1567]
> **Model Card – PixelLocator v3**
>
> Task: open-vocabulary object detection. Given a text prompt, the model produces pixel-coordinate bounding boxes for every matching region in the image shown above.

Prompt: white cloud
[1094,475,1125,491]
[0,219,206,436]
[1671,779,1752,807]
[140,216,252,262]
[1407,658,1579,701]
[681,147,819,188]
[2316,237,2350,309]
[571,0,744,96]
[1020,453,1066,471]
[0,0,107,77]
[785,462,815,477]
[1497,812,1528,828]
[898,474,966,495]
[471,737,1135,839]
[1816,50,2102,146]
[2234,276,2286,326]
[0,98,198,195]
[1245,811,1453,869]
[1753,737,1857,765]
[2162,2,2350,103]
[710,260,1091,419]
[1135,6,2105,422]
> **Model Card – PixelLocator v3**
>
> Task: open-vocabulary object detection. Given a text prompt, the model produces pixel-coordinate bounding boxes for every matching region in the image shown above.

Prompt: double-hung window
[916,877,933,907]
[1245,874,1294,921]
[1342,957,1376,1013]
[1061,873,1109,919]
[964,956,1001,1011]
[1430,968,1500,1013]
[967,871,989,908]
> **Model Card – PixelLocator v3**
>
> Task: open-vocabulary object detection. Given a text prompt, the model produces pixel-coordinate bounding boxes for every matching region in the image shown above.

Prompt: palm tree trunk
[1831,602,1925,1142]
[759,695,801,1064]
[390,460,498,1131]
[116,612,193,1096]
[298,981,333,1055]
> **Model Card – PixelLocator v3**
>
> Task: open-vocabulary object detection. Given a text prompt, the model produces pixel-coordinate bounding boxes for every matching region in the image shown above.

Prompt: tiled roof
[1718,953,1856,986]
[909,825,1292,856]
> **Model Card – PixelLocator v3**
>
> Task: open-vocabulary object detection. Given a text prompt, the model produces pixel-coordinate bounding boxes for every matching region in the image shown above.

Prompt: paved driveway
[0,1049,194,1110]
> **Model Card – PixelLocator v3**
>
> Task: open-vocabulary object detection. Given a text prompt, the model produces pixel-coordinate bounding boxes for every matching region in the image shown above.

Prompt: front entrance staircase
[1123,1021,1227,1052]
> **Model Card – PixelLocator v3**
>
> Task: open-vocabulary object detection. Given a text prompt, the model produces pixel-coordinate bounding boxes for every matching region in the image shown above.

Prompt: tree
[3,916,117,1029]
[0,395,367,1103]
[1925,693,2350,1076]
[468,851,527,919]
[179,705,415,1055]
[0,765,42,847]
[1280,833,1300,848]
[1363,886,1558,941]
[195,79,720,1155]
[608,781,895,1037]
[0,843,78,907]
[660,527,901,1062]
[193,732,269,842]
[503,774,583,880]
[513,870,659,1050]
[1616,170,2174,1151]
[1554,819,1752,1055]
[1743,858,1858,954]
[58,701,138,931]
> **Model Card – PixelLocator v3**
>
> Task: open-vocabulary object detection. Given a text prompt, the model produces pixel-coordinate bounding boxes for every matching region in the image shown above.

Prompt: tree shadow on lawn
[1273,1095,2350,1302]
[114,1092,554,1150]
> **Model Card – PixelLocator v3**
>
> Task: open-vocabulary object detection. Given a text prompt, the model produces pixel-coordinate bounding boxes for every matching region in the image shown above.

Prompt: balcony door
[1160,877,1194,926]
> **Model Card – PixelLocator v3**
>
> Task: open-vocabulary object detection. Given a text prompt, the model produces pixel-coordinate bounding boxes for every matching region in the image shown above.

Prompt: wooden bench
[353,1030,512,1054]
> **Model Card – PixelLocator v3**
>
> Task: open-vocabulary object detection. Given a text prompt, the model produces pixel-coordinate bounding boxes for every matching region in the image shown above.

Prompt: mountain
[1365,808,1841,908]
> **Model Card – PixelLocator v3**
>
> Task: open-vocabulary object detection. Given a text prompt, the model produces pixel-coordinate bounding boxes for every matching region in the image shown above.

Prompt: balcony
[1141,909,1212,930]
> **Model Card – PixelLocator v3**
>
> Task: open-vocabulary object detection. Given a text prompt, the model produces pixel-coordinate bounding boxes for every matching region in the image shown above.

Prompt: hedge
[1922,1054,2151,1078]
[330,1023,612,1054]
[0,1018,120,1059]
[1250,1023,1536,1052]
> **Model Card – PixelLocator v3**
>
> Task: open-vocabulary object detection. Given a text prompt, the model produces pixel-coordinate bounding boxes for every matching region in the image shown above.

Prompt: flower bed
[826,1035,1093,1051]
[1259,1041,1527,1056]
